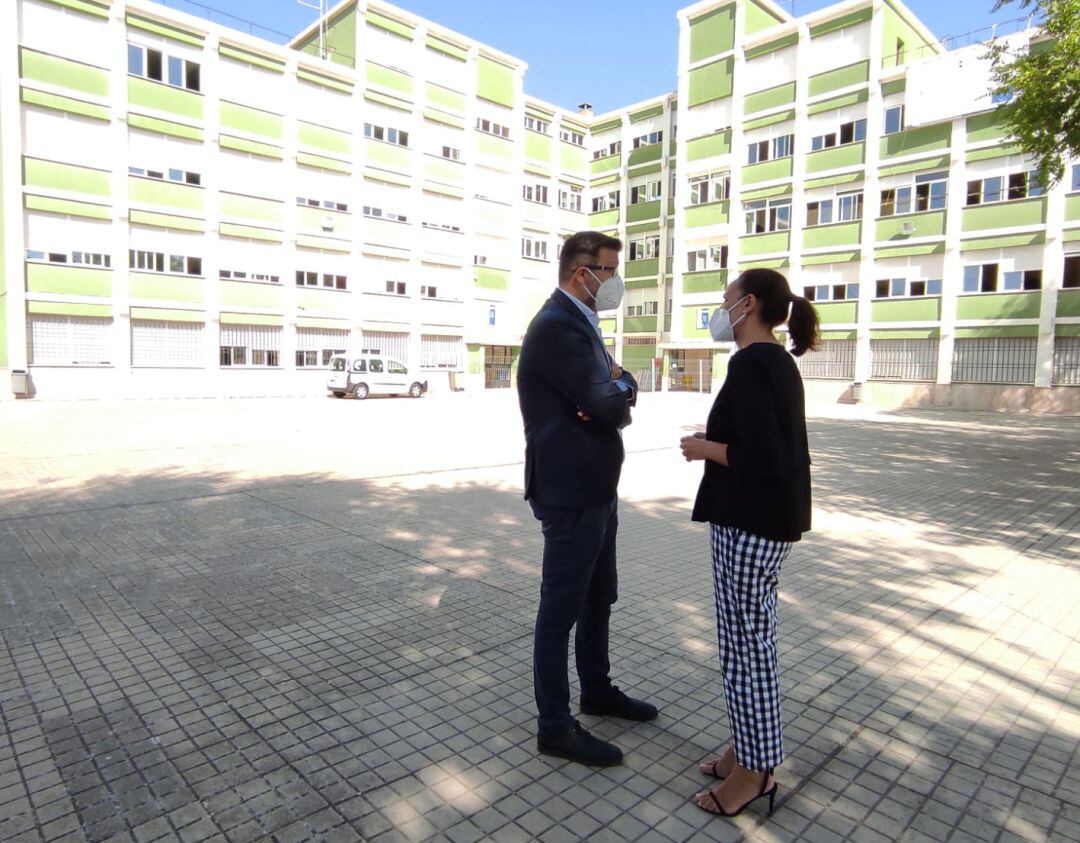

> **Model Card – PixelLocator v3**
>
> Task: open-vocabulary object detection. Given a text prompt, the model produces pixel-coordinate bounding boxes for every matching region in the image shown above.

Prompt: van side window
[352,359,367,373]
[387,360,407,374]
[369,359,384,373]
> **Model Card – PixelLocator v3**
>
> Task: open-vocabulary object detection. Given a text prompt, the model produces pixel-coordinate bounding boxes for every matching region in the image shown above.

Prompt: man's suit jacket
[517,290,638,509]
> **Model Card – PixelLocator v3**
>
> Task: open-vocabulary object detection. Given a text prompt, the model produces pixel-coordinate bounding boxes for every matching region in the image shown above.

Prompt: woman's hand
[680,434,710,461]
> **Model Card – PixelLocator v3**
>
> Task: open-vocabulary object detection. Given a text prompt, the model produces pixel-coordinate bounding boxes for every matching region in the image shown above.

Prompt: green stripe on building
[22,87,109,122]
[477,56,515,108]
[27,300,112,317]
[426,34,468,61]
[219,43,286,73]
[219,134,284,159]
[130,307,204,323]
[130,209,204,232]
[126,12,204,46]
[25,193,110,219]
[366,9,414,39]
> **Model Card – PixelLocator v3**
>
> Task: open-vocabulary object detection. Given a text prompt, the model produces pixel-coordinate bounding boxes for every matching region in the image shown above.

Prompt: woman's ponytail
[787,294,820,357]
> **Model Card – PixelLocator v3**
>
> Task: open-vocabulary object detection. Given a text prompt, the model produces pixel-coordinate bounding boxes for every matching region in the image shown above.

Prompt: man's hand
[610,362,624,381]
[577,409,592,422]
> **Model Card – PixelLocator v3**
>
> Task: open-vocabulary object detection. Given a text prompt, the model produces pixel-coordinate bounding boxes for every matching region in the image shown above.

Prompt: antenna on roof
[297,0,329,60]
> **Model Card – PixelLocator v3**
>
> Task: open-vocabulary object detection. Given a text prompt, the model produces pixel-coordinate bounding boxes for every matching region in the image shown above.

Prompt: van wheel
[332,391,345,398]
[409,382,424,398]
[353,382,369,399]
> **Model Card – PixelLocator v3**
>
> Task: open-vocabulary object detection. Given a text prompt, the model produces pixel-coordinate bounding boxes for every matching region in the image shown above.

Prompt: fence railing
[870,339,939,382]
[1052,337,1080,386]
[952,337,1038,384]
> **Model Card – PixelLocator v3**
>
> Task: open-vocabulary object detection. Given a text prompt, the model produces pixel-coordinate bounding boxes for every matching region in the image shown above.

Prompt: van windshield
[330,358,346,372]
[387,360,407,374]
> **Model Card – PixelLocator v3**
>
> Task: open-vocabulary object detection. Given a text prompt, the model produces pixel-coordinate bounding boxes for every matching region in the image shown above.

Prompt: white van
[326,354,428,399]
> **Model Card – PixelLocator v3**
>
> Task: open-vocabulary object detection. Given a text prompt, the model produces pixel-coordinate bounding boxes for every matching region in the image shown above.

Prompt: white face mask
[584,268,625,312]
[709,296,748,342]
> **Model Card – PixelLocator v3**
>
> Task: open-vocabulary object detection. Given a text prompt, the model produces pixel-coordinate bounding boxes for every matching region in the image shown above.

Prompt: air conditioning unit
[322,215,335,232]
[900,220,916,235]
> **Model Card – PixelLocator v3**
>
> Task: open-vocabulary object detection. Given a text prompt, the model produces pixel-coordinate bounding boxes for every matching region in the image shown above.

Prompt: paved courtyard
[0,392,1077,843]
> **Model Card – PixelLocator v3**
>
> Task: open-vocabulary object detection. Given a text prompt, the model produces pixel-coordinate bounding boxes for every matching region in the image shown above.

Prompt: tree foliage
[987,0,1080,186]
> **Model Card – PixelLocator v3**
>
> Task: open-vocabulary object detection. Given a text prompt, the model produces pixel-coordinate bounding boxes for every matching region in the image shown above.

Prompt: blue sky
[160,0,1032,113]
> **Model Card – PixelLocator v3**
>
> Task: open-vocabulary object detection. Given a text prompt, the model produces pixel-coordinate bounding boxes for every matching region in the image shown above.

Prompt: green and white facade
[2,0,1078,408]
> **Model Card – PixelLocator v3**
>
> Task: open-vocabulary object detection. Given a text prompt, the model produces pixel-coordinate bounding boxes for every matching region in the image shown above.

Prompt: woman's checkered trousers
[710,523,792,772]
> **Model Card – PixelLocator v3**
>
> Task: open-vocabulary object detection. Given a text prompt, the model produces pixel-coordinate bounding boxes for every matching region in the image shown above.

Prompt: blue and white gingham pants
[710,523,791,771]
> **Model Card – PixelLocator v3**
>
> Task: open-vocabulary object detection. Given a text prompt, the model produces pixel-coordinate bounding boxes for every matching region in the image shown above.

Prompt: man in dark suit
[516,231,658,767]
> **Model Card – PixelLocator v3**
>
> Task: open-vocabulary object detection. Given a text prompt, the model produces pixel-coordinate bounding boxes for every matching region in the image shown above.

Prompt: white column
[937,117,968,384]
[1,2,29,380]
[111,2,133,388]
[1034,170,1067,387]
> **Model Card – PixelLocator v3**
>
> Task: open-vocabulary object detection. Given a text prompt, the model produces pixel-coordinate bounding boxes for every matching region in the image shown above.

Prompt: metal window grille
[1052,336,1080,386]
[668,351,713,393]
[484,345,513,388]
[28,315,112,365]
[219,324,281,367]
[795,339,856,380]
[629,365,660,392]
[361,330,409,363]
[951,337,1037,384]
[295,328,348,367]
[869,339,939,382]
[421,334,463,370]
[131,319,203,367]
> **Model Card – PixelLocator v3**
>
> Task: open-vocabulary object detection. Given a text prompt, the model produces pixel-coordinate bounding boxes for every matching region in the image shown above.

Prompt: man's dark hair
[558,231,622,285]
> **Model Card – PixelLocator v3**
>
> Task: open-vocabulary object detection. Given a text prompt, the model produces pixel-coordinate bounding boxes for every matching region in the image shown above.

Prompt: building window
[592,140,621,160]
[810,119,866,150]
[806,199,833,227]
[129,250,200,276]
[686,245,727,272]
[631,130,663,148]
[363,206,408,223]
[421,334,462,369]
[129,166,201,185]
[559,128,585,146]
[441,146,461,161]
[744,198,791,234]
[295,328,348,367]
[296,196,348,212]
[628,235,659,261]
[836,190,863,222]
[128,44,200,92]
[364,123,409,147]
[884,105,905,135]
[523,183,549,204]
[962,263,1000,293]
[385,281,407,295]
[1002,269,1043,291]
[558,185,583,212]
[220,269,279,284]
[476,117,511,139]
[421,221,462,233]
[881,170,948,216]
[220,325,281,368]
[420,285,438,299]
[966,171,1042,205]
[1071,164,1080,192]
[689,172,730,205]
[524,115,549,134]
[629,180,661,204]
[521,236,548,261]
[875,278,942,298]
[321,273,347,290]
[591,189,621,212]
[132,319,204,367]
[803,283,859,302]
[28,315,113,365]
[747,134,793,164]
[26,249,112,267]
[296,270,318,287]
[1064,255,1080,288]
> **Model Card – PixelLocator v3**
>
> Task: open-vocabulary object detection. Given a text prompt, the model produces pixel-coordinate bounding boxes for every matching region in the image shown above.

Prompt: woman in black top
[679,268,818,819]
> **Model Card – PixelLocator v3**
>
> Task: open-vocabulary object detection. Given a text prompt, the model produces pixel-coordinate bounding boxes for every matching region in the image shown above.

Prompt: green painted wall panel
[426,83,466,112]
[627,144,663,167]
[219,43,286,73]
[26,263,111,297]
[476,134,512,160]
[689,4,736,63]
[21,48,108,97]
[126,12,204,47]
[745,0,785,34]
[25,194,109,219]
[875,209,946,241]
[624,278,658,290]
[590,154,621,174]
[878,153,950,178]
[745,32,799,60]
[805,142,865,173]
[366,62,413,95]
[297,152,350,173]
[476,267,510,290]
[881,78,906,97]
[220,101,283,139]
[966,144,1023,163]
[366,9,414,39]
[960,231,1044,251]
[625,259,659,279]
[870,297,942,322]
[810,6,873,37]
[41,0,109,18]
[24,158,110,196]
[961,198,1047,232]
[424,158,464,183]
[955,292,1041,320]
[744,109,795,131]
[298,121,351,154]
[22,87,108,121]
[686,130,731,161]
[954,325,1038,338]
[803,221,861,249]
[816,301,858,323]
[743,157,793,184]
[808,88,869,116]
[221,280,284,309]
[129,209,203,231]
[685,201,730,228]
[129,176,203,211]
[1056,289,1080,318]
[740,231,790,255]
[588,209,620,227]
[744,82,796,115]
[802,250,859,265]
[966,109,1012,143]
[623,316,657,333]
[879,122,951,159]
[219,135,283,159]
[1066,195,1080,222]
[296,5,356,68]
[688,57,734,108]
[682,306,713,339]
[219,222,281,242]
[875,242,945,259]
[808,60,869,97]
[881,1,938,70]
[127,113,202,141]
[130,272,204,303]
[626,200,661,223]
[629,104,664,123]
[477,56,515,108]
[128,77,203,120]
[560,144,586,171]
[683,270,727,293]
